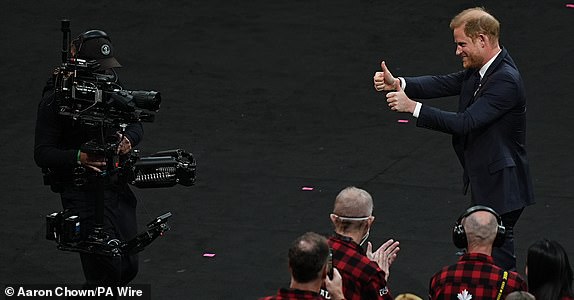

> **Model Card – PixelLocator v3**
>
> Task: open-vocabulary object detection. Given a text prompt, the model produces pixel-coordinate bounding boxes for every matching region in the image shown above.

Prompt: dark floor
[1,0,573,299]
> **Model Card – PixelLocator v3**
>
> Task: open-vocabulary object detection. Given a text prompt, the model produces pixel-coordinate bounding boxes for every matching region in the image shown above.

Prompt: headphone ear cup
[452,223,467,249]
[493,224,506,248]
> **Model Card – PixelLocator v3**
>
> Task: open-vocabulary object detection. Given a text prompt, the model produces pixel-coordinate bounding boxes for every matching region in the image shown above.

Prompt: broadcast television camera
[43,19,196,256]
[53,28,160,126]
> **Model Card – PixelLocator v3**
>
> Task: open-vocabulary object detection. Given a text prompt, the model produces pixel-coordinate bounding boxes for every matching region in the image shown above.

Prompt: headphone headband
[457,205,502,224]
[79,30,110,42]
[452,205,506,249]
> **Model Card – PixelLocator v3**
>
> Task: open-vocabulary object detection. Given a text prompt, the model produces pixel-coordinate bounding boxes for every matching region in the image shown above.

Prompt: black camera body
[53,58,161,126]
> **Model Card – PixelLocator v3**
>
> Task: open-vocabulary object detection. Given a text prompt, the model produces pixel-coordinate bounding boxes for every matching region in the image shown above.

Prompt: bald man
[323,186,400,300]
[429,206,527,300]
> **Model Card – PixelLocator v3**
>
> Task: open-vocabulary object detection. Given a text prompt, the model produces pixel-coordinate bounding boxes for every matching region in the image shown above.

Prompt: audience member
[526,239,574,300]
[259,232,345,300]
[429,206,526,299]
[326,186,400,300]
[505,291,535,300]
[394,293,423,300]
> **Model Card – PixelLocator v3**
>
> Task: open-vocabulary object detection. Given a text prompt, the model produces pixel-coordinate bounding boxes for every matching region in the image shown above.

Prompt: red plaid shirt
[325,233,393,300]
[259,288,324,300]
[429,253,527,300]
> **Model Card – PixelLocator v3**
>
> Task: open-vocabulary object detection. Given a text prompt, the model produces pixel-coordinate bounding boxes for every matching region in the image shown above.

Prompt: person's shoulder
[506,269,524,278]
[491,266,527,291]
[430,262,458,282]
[487,63,522,86]
[431,254,490,281]
[258,294,280,300]
[507,270,527,286]
[329,235,358,255]
[38,88,57,111]
[328,235,340,245]
[495,51,522,77]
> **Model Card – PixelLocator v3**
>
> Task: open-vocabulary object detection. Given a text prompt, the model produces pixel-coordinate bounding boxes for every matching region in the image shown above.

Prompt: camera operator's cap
[75,30,122,70]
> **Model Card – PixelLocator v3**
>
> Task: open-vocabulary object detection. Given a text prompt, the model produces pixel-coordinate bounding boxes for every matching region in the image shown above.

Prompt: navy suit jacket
[404,47,534,214]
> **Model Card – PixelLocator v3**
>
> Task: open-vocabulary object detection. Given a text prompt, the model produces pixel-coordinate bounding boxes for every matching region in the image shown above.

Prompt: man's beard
[462,55,481,69]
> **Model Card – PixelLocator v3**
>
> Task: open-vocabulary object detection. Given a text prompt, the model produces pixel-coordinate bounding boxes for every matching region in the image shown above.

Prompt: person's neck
[290,279,322,293]
[336,230,363,245]
[481,45,501,66]
[467,245,493,256]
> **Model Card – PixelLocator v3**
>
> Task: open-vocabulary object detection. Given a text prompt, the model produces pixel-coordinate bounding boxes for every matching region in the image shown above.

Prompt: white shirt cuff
[413,102,422,118]
[398,77,406,90]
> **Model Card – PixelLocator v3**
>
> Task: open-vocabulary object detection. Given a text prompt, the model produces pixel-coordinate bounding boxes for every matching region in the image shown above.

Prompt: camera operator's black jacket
[34,76,143,181]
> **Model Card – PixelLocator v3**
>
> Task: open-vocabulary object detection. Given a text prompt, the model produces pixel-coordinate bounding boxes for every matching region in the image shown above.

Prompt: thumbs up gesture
[373,61,398,92]
[386,78,416,113]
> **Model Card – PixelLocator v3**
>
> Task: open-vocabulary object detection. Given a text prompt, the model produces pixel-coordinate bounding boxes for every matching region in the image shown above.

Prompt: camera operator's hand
[116,134,132,155]
[79,152,107,172]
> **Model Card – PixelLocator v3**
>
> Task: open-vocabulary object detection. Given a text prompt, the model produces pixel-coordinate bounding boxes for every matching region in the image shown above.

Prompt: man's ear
[367,216,375,227]
[330,213,338,223]
[478,34,487,47]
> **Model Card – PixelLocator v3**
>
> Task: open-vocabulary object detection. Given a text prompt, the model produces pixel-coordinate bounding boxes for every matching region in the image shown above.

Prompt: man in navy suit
[373,7,534,270]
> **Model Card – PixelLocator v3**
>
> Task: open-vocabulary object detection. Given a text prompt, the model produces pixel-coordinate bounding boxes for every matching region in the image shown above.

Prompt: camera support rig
[48,211,173,256]
[46,144,197,256]
[45,19,196,256]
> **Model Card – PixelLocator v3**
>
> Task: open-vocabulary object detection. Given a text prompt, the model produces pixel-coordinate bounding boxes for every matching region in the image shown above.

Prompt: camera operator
[34,29,142,286]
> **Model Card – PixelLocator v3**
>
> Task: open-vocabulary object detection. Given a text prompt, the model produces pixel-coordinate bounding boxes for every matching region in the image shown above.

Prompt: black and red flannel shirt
[259,288,324,300]
[429,252,527,300]
[327,233,393,300]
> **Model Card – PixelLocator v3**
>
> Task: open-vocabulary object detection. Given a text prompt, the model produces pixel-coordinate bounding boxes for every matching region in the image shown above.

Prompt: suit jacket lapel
[475,47,509,100]
[460,69,479,111]
[461,47,509,109]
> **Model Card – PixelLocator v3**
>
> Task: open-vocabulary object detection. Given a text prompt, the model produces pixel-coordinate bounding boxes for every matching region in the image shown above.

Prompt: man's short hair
[332,187,374,232]
[450,7,500,43]
[505,291,535,300]
[463,210,498,246]
[333,186,373,217]
[288,232,330,283]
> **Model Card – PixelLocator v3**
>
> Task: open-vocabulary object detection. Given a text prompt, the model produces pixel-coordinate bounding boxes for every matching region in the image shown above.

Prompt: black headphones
[452,205,506,249]
[72,30,110,54]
